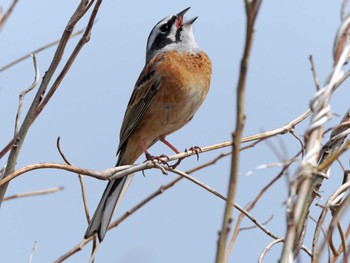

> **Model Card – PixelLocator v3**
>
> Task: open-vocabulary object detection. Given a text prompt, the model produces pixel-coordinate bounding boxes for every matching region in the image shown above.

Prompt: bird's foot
[185,146,202,161]
[145,153,170,166]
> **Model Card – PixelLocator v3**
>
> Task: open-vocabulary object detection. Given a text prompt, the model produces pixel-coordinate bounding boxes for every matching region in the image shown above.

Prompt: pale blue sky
[0,1,347,262]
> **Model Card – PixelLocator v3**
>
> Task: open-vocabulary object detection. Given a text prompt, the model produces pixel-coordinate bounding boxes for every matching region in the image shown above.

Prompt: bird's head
[146,7,200,63]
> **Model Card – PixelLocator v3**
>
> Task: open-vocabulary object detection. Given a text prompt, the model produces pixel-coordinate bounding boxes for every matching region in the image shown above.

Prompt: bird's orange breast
[125,50,212,159]
[151,50,211,134]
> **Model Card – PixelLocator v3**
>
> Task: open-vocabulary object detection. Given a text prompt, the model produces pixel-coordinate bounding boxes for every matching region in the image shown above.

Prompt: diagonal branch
[0,0,102,206]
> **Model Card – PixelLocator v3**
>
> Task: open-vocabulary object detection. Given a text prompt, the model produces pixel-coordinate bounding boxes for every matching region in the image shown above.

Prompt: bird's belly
[137,83,206,146]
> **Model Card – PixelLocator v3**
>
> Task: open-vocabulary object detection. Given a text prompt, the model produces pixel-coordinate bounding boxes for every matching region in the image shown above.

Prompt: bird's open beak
[176,7,198,28]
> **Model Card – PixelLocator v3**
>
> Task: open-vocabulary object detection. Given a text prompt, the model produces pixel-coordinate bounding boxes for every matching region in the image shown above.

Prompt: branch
[0,0,18,29]
[55,157,283,262]
[215,1,262,262]
[14,54,40,134]
[3,186,64,201]
[312,182,350,261]
[0,28,84,73]
[0,0,102,206]
[281,4,350,259]
[56,137,91,225]
[225,150,302,261]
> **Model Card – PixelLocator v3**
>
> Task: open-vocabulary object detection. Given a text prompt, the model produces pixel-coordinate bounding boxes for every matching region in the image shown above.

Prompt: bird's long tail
[84,174,133,241]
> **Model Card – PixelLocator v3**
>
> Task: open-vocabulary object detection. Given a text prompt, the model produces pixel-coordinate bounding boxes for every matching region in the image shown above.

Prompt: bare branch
[309,55,320,91]
[258,238,284,263]
[0,0,103,206]
[14,54,40,134]
[28,241,38,263]
[225,150,302,261]
[216,1,263,261]
[56,137,91,224]
[0,29,84,73]
[3,186,64,201]
[312,182,350,261]
[281,8,350,259]
[0,0,18,29]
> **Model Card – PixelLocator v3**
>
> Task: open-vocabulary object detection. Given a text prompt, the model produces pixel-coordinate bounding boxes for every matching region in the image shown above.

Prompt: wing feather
[117,53,164,154]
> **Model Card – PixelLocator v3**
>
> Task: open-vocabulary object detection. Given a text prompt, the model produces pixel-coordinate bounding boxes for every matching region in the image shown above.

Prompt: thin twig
[0,0,102,206]
[3,186,64,201]
[55,151,231,261]
[309,55,320,91]
[0,29,85,73]
[225,151,302,262]
[28,241,38,263]
[330,223,350,263]
[312,182,350,262]
[320,194,350,262]
[56,137,91,224]
[0,0,18,29]
[258,238,284,263]
[56,136,96,254]
[14,54,40,134]
[238,214,274,231]
[169,168,279,240]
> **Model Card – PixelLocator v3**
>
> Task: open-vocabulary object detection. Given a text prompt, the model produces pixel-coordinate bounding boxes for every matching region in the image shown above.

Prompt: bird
[85,7,212,241]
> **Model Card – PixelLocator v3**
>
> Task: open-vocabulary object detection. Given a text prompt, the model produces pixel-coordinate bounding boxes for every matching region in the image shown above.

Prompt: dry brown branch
[58,136,301,261]
[258,238,284,263]
[258,238,312,263]
[0,117,311,187]
[54,237,92,263]
[0,0,18,29]
[0,163,126,186]
[0,29,84,73]
[14,54,40,134]
[216,1,262,261]
[0,97,310,161]
[312,182,350,262]
[55,151,231,261]
[225,150,302,262]
[56,137,91,224]
[238,214,274,231]
[0,0,103,205]
[169,168,280,240]
[56,136,97,254]
[34,0,101,119]
[330,223,350,263]
[281,6,350,258]
[309,55,320,91]
[0,105,311,191]
[3,186,64,201]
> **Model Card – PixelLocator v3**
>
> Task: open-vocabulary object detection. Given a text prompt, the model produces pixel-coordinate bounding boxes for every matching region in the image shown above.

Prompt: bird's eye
[159,23,170,33]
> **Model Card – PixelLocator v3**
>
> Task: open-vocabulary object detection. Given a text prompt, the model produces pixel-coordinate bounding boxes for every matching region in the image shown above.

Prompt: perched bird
[85,7,212,241]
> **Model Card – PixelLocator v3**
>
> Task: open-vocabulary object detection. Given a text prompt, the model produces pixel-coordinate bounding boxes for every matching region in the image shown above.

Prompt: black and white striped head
[146,7,200,63]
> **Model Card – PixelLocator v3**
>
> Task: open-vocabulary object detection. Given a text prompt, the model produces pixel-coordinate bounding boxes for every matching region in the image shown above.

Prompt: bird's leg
[138,139,153,160]
[160,138,184,169]
[139,139,170,167]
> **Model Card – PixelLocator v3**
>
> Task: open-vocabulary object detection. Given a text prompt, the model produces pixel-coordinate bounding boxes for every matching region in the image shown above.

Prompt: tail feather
[84,174,133,241]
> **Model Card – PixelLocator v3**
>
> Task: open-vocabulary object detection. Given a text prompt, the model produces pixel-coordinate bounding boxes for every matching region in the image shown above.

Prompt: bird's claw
[185,146,202,161]
[144,153,171,168]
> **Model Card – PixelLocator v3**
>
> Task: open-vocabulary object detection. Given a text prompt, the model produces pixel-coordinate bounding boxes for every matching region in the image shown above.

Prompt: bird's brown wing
[117,53,165,154]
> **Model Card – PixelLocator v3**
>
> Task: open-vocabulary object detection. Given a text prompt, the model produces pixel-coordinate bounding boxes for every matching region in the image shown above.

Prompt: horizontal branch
[0,108,312,187]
